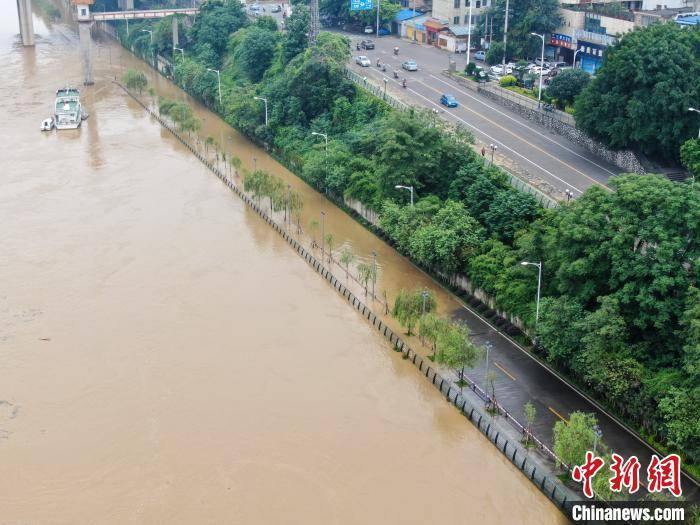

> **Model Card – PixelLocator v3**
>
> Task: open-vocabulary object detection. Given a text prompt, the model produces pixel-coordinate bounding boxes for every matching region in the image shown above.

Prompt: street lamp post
[320,211,326,261]
[521,260,543,330]
[394,185,414,206]
[593,425,603,454]
[173,46,184,58]
[531,32,545,108]
[254,96,268,126]
[573,47,582,69]
[311,132,328,195]
[207,68,222,106]
[489,143,497,165]
[484,341,493,389]
[421,290,429,316]
[141,29,153,66]
[383,78,387,98]
[466,0,473,66]
[502,0,510,69]
[371,251,377,300]
[689,107,700,139]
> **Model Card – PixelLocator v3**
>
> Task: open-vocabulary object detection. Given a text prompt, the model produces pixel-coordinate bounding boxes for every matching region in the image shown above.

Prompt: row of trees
[115,4,700,474]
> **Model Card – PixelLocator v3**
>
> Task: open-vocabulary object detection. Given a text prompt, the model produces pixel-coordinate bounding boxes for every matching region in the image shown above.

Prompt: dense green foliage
[117,7,700,473]
[682,139,700,179]
[485,0,562,61]
[575,23,700,161]
[546,69,590,109]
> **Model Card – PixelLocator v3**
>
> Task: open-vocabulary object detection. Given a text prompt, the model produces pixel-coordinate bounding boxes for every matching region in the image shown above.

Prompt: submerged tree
[339,246,354,281]
[393,288,436,336]
[123,69,147,94]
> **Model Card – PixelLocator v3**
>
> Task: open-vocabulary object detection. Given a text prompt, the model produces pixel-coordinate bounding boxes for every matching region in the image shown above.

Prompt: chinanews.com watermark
[571,502,688,523]
[569,452,691,523]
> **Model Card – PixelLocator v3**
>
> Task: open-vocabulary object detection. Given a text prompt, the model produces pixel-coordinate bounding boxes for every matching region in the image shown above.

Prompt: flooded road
[0,6,568,524]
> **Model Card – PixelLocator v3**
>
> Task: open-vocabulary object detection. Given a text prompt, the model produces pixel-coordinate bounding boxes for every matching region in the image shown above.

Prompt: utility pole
[371,251,377,300]
[502,0,509,69]
[309,0,319,45]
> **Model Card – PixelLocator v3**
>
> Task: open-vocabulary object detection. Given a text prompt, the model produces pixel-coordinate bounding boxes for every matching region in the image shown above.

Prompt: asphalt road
[346,33,622,198]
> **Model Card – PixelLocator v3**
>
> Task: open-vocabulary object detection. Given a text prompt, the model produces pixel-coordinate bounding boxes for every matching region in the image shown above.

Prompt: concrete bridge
[15,0,198,84]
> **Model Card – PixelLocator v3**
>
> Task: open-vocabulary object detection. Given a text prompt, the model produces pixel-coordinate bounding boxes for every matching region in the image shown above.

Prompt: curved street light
[521,260,543,330]
[394,184,414,206]
[207,68,222,106]
[530,32,546,109]
[254,96,268,126]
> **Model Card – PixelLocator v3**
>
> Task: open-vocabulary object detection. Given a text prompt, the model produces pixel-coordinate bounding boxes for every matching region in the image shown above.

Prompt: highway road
[346,33,622,199]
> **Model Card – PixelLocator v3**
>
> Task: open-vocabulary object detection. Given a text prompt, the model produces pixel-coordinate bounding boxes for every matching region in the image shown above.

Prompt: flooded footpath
[0,7,568,524]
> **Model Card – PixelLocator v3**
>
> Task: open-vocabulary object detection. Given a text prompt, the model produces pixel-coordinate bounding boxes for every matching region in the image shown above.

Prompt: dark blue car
[440,94,458,108]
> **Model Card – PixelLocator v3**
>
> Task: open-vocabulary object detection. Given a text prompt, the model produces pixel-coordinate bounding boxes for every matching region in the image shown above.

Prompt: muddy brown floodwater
[0,6,569,524]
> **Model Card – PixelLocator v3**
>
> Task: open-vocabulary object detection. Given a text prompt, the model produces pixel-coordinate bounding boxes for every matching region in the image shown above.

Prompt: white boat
[40,117,54,131]
[54,87,83,129]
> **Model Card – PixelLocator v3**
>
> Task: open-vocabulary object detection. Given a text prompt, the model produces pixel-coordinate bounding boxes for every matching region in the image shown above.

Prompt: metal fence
[504,171,558,209]
[479,83,576,127]
[345,68,410,112]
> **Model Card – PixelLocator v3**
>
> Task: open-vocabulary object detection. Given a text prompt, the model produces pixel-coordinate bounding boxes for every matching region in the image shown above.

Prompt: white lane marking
[427,73,617,179]
[359,66,584,195]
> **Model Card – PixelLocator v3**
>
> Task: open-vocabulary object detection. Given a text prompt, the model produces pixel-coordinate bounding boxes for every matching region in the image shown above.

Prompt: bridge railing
[92,7,198,21]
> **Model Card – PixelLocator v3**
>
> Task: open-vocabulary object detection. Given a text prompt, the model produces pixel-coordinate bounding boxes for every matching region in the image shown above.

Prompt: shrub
[499,75,517,87]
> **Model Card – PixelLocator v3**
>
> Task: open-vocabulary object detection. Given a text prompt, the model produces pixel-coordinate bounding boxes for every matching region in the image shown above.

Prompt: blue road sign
[350,0,374,11]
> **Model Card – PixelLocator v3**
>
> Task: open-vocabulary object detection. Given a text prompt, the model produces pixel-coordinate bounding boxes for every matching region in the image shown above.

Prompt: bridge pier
[16,0,35,46]
[79,21,93,85]
[172,16,179,48]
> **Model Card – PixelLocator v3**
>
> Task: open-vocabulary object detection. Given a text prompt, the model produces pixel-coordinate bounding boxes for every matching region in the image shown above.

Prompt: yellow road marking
[494,362,516,381]
[549,406,569,424]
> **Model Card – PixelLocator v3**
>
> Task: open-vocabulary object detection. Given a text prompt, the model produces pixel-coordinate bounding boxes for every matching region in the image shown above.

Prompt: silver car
[355,55,371,67]
[402,59,418,71]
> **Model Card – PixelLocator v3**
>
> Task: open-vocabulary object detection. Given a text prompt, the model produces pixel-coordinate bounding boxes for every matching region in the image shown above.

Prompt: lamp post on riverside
[565,189,574,202]
[394,184,414,206]
[530,32,545,108]
[320,211,326,261]
[489,143,497,165]
[689,107,700,139]
[141,29,153,66]
[311,132,328,195]
[521,260,542,330]
[371,250,377,300]
[254,96,268,126]
[484,341,493,389]
[173,46,184,58]
[593,425,603,454]
[207,68,222,106]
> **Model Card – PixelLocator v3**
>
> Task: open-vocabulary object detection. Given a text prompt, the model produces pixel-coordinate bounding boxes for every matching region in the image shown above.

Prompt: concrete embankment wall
[115,81,578,517]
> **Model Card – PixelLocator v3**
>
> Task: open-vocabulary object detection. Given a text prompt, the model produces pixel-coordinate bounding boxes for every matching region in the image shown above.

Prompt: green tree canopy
[546,68,590,108]
[574,23,700,161]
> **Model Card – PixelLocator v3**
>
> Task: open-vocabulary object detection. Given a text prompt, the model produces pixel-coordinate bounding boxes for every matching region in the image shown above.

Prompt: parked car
[402,59,418,71]
[364,25,374,34]
[489,65,511,76]
[248,3,261,11]
[355,55,371,67]
[270,4,281,12]
[535,58,550,67]
[531,66,551,76]
[440,93,459,108]
[474,50,486,61]
[360,39,375,50]
[551,61,569,69]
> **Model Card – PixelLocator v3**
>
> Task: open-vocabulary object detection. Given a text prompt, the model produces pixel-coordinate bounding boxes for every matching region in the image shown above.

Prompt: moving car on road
[364,25,373,34]
[355,55,371,67]
[401,59,418,71]
[270,4,281,12]
[248,3,260,11]
[440,93,458,108]
[474,50,486,61]
[360,39,374,50]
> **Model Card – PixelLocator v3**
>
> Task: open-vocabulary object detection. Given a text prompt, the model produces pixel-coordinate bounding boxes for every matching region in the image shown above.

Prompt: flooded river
[0,6,568,524]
